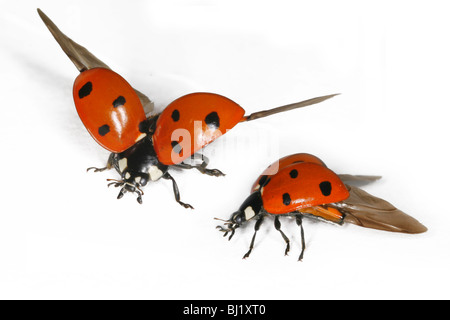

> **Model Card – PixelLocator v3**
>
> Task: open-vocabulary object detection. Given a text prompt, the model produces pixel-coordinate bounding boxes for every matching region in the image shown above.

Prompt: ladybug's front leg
[86,153,115,173]
[243,216,264,259]
[162,172,194,209]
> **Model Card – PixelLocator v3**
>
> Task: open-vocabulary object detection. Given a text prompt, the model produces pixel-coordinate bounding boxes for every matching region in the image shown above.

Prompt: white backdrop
[1,0,449,299]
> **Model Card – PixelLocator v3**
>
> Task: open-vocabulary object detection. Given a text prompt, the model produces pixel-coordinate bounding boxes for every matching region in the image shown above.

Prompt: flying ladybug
[37,9,338,207]
[216,153,427,260]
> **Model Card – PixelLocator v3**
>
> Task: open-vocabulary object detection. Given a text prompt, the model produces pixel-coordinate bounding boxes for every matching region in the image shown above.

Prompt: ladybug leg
[274,216,290,256]
[175,155,225,177]
[116,186,143,204]
[87,153,115,173]
[215,220,238,240]
[107,180,144,204]
[162,172,194,209]
[177,162,225,176]
[196,164,225,177]
[132,185,144,204]
[243,216,264,259]
[296,215,306,261]
[87,166,110,173]
[194,155,225,176]
[226,227,236,240]
[117,187,126,200]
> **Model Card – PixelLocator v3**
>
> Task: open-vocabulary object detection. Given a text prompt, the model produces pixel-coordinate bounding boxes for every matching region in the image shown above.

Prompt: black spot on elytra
[205,112,220,129]
[258,175,271,188]
[289,169,298,178]
[78,81,92,99]
[98,124,110,136]
[282,193,291,206]
[171,109,180,122]
[171,141,182,155]
[113,96,126,108]
[319,181,332,196]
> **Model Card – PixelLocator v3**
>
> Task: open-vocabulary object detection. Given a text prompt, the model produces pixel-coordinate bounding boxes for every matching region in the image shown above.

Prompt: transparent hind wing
[241,94,339,122]
[37,8,154,116]
[338,174,382,187]
[338,185,427,234]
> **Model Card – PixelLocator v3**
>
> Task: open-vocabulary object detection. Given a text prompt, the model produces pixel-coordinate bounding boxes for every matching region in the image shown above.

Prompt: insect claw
[216,170,226,176]
[207,169,226,177]
[183,203,194,209]
[216,225,228,232]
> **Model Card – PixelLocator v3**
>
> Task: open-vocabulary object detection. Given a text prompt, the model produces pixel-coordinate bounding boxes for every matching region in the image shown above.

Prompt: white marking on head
[244,206,256,221]
[148,165,164,181]
[118,158,128,172]
[125,172,131,179]
[135,176,142,183]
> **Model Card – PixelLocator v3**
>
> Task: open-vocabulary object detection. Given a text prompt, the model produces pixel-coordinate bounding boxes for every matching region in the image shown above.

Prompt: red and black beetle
[38,9,337,207]
[216,153,427,260]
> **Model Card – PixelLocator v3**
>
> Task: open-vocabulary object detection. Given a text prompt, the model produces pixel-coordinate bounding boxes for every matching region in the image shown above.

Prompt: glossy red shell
[153,92,245,165]
[252,153,327,192]
[73,68,147,153]
[260,162,349,215]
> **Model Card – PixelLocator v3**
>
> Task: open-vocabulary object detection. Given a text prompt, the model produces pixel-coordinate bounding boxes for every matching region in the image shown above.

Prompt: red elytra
[73,68,147,153]
[153,93,245,165]
[251,153,327,192]
[216,153,426,260]
[260,161,350,215]
[39,8,339,206]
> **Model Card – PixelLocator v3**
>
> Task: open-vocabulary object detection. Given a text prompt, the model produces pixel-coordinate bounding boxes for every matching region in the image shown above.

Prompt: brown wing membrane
[338,174,382,186]
[337,185,427,234]
[241,94,339,122]
[37,8,154,116]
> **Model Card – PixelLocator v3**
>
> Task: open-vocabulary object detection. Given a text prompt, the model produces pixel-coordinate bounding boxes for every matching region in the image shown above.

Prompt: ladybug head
[215,191,263,240]
[107,177,145,204]
[215,211,242,241]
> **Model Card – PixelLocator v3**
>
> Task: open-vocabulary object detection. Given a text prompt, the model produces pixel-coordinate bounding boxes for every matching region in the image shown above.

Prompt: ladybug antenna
[106,178,142,190]
[107,178,124,187]
[135,184,144,196]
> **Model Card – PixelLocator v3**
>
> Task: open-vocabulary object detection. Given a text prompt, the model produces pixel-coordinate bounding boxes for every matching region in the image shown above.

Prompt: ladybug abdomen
[73,68,147,153]
[261,162,349,214]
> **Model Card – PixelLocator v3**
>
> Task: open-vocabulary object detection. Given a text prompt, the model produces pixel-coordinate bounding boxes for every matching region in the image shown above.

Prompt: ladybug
[216,153,427,260]
[38,10,338,206]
